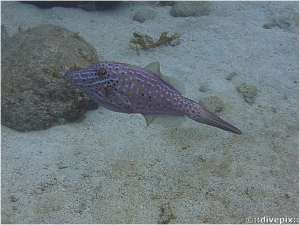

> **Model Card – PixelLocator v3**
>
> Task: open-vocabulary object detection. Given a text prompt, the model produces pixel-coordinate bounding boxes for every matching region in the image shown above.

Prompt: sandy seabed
[1,1,299,223]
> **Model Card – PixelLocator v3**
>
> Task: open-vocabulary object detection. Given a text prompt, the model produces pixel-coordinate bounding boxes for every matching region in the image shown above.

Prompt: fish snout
[63,70,78,85]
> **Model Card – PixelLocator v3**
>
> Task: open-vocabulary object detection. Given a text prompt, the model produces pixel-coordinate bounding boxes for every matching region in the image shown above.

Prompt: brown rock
[1,24,100,132]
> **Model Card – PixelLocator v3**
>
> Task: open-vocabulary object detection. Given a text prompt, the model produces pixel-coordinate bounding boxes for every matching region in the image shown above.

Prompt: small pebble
[199,84,209,93]
[237,82,258,105]
[9,195,18,202]
[263,23,275,29]
[285,193,290,198]
[58,166,68,169]
[226,71,237,80]
[133,9,156,23]
[199,96,224,114]
[158,203,175,224]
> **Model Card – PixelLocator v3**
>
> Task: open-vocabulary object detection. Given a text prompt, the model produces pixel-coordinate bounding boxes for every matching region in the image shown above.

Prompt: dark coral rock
[170,2,212,17]
[159,1,175,7]
[22,1,121,11]
[1,24,100,132]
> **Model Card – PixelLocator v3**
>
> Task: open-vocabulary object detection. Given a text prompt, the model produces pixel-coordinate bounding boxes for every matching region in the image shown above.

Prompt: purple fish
[63,61,242,134]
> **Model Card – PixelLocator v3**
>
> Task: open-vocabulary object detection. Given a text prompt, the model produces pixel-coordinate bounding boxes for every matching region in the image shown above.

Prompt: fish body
[63,61,242,134]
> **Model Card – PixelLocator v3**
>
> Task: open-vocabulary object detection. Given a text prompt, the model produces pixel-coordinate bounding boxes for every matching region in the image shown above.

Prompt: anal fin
[143,114,187,128]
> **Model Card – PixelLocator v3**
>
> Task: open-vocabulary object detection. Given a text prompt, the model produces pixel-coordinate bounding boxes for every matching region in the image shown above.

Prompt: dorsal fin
[145,61,186,95]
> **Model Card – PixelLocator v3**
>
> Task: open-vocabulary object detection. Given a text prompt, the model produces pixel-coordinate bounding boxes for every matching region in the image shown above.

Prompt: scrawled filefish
[63,61,242,134]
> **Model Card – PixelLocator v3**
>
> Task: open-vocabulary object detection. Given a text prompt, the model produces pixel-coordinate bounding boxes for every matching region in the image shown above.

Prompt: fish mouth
[63,70,78,85]
[63,70,73,81]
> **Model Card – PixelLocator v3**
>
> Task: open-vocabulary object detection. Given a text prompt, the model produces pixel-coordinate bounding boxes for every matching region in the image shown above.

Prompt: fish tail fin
[187,101,242,135]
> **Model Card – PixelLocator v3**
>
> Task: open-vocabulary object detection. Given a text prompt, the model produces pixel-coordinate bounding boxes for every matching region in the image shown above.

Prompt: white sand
[1,1,298,223]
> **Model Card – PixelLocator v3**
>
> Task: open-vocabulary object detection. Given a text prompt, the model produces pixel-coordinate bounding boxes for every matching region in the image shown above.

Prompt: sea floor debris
[129,31,180,54]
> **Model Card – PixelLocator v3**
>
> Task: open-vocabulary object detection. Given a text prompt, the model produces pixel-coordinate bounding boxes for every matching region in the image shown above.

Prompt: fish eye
[98,67,107,76]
